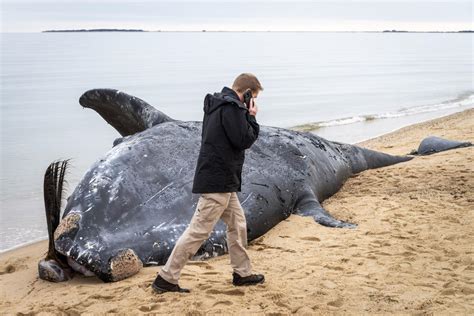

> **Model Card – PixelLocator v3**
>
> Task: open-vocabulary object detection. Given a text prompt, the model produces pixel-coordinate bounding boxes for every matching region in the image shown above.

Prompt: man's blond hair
[232,73,264,94]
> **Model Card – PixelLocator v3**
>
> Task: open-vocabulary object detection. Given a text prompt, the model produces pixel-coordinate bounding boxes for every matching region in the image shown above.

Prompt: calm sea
[1,32,472,251]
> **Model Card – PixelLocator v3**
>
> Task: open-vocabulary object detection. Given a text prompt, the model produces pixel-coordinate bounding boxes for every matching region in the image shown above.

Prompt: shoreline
[1,109,473,314]
[0,237,48,256]
[350,107,472,146]
[289,92,473,145]
[357,107,473,153]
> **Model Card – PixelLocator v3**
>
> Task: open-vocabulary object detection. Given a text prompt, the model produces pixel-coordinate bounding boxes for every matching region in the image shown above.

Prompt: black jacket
[192,87,260,193]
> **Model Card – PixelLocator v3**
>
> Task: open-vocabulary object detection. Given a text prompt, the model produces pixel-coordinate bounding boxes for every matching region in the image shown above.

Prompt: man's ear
[236,92,244,102]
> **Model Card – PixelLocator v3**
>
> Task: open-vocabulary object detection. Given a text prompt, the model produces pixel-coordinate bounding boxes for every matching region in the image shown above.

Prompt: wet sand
[1,109,473,314]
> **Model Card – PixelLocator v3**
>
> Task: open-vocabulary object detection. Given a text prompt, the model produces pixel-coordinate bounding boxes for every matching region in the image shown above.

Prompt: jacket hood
[203,86,247,114]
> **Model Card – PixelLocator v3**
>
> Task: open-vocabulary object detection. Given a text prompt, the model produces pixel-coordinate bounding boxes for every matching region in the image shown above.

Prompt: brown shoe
[232,272,265,286]
[152,274,190,293]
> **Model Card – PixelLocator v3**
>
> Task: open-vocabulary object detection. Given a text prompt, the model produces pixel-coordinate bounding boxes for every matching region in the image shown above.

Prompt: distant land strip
[42,29,473,33]
[43,29,146,32]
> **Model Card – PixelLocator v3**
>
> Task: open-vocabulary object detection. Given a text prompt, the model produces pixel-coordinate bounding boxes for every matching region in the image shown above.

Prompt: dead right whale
[41,89,457,283]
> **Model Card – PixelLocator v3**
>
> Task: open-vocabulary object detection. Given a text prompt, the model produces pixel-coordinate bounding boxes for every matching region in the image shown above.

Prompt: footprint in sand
[138,283,150,290]
[327,297,344,308]
[212,300,233,307]
[187,261,214,269]
[89,294,115,300]
[465,264,474,271]
[414,282,437,289]
[197,283,212,290]
[263,291,285,300]
[324,265,344,271]
[138,304,160,312]
[206,288,245,296]
[440,288,457,296]
[292,306,315,314]
[0,264,17,275]
[0,258,28,275]
[321,280,337,289]
[300,236,321,242]
[254,244,296,253]
[460,286,474,295]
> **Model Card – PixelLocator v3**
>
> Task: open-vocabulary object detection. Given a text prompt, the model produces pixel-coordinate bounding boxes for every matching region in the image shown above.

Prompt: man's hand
[249,98,258,116]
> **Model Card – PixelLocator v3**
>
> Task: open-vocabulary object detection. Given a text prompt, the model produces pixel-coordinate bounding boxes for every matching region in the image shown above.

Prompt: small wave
[0,236,48,254]
[292,92,474,131]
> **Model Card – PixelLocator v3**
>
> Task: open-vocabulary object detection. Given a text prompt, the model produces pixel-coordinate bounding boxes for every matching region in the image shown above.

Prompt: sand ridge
[0,109,473,314]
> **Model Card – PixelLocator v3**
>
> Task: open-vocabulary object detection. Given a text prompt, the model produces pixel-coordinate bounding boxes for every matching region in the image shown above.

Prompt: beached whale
[39,89,418,283]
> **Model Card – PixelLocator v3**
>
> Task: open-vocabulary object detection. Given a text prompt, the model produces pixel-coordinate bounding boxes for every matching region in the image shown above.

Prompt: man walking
[152,73,265,293]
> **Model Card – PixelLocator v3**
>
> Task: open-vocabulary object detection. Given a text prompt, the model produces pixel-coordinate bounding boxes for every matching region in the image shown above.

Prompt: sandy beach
[1,109,473,315]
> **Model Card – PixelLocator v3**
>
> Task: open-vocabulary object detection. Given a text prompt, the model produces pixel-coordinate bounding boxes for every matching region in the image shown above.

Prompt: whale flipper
[79,89,175,136]
[38,159,75,282]
[295,192,357,229]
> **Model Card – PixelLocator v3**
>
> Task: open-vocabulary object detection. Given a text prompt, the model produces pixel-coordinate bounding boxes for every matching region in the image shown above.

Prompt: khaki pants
[159,192,252,284]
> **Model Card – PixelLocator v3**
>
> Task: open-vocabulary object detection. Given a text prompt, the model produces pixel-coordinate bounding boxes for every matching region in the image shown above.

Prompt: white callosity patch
[109,249,143,281]
[54,213,82,241]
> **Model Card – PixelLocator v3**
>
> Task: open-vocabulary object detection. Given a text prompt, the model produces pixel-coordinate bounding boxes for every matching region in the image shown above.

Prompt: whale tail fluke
[38,159,74,282]
[410,136,472,156]
[79,89,175,137]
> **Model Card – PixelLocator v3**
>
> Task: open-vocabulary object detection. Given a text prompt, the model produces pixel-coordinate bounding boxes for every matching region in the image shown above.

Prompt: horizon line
[32,29,474,33]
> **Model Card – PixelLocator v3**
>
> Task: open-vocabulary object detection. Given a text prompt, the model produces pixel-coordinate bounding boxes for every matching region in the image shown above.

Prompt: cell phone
[243,89,252,109]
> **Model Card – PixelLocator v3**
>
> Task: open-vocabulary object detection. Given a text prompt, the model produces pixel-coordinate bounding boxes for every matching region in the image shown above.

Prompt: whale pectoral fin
[79,89,175,136]
[295,199,357,229]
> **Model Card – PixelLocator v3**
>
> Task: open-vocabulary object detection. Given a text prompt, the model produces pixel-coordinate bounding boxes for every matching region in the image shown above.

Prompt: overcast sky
[1,0,472,32]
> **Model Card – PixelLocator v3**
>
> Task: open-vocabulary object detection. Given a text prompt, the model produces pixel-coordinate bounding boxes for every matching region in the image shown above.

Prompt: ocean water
[1,32,472,252]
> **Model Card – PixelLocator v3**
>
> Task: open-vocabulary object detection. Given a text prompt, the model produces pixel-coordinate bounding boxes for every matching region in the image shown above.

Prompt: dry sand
[1,109,473,315]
